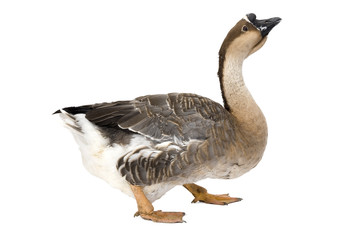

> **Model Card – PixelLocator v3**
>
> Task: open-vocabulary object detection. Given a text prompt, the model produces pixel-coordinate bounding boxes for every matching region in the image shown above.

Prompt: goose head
[219,13,281,60]
[218,13,281,112]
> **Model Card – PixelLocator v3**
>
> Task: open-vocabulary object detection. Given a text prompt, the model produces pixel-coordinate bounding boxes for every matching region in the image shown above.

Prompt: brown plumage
[54,13,281,223]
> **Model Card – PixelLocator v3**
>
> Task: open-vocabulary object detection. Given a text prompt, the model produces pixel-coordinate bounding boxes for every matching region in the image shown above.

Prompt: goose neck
[219,51,267,147]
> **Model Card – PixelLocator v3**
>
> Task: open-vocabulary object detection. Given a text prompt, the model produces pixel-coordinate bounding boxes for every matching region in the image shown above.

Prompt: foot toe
[137,210,185,223]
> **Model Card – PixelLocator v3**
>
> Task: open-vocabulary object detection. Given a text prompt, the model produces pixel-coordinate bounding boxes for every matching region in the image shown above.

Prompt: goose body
[55,13,281,222]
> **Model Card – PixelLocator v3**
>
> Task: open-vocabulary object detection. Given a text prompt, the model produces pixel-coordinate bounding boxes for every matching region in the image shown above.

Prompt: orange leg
[183,183,242,205]
[130,185,185,223]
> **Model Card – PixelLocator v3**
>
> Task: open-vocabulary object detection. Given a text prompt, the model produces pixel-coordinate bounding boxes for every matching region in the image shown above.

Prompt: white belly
[61,113,176,202]
[81,141,178,202]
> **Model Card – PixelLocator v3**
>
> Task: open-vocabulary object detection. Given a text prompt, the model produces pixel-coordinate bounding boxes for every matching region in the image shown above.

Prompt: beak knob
[246,13,282,37]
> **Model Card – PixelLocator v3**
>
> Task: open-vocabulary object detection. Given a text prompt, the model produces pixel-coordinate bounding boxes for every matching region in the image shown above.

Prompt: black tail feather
[53,105,94,115]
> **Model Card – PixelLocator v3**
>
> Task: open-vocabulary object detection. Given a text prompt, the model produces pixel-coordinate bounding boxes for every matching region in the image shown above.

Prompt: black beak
[246,13,282,37]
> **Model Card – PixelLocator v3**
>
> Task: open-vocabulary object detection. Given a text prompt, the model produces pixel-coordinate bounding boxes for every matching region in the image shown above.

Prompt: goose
[54,13,281,223]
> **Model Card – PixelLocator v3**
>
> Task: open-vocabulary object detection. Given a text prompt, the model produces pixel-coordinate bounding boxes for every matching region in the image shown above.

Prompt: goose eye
[242,25,248,32]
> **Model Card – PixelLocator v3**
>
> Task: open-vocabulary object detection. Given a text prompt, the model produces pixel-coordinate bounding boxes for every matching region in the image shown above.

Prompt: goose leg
[183,183,242,205]
[130,185,185,223]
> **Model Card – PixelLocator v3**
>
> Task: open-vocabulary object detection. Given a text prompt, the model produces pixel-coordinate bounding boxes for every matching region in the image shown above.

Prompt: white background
[1,0,360,239]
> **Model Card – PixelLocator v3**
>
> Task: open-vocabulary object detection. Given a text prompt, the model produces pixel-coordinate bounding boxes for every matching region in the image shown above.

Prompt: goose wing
[85,93,230,143]
[65,93,237,186]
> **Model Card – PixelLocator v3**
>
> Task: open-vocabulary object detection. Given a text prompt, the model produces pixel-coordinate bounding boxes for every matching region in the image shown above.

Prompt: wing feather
[84,93,231,143]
